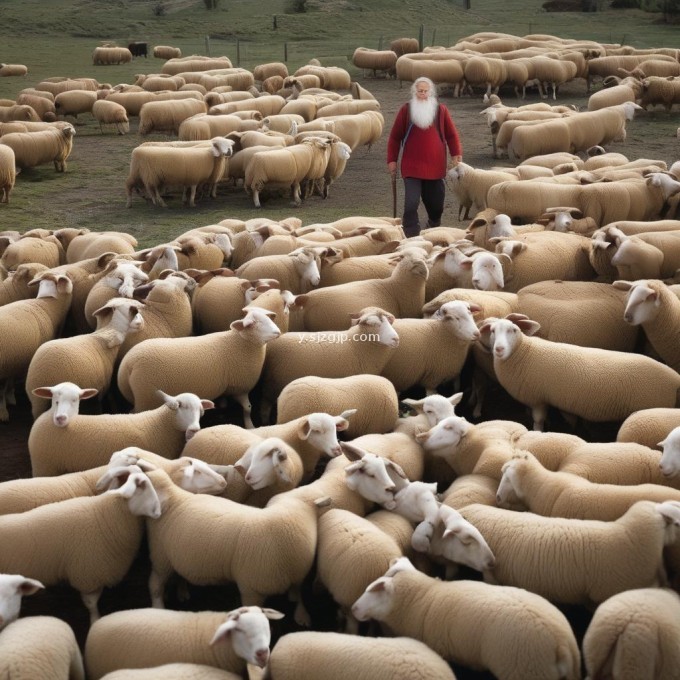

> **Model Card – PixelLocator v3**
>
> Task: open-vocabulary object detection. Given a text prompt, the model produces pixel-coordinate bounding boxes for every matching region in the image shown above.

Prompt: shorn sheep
[126,137,235,208]
[481,315,680,430]
[351,557,581,680]
[84,606,283,679]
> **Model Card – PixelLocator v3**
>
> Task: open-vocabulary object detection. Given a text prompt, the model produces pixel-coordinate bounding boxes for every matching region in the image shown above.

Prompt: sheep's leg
[289,584,311,627]
[531,404,547,431]
[252,188,262,209]
[149,568,169,608]
[550,82,557,100]
[234,392,254,429]
[260,398,273,426]
[340,608,359,635]
[81,589,102,625]
[4,377,15,407]
[0,379,8,422]
[238,585,265,608]
[187,185,198,208]
[292,182,302,206]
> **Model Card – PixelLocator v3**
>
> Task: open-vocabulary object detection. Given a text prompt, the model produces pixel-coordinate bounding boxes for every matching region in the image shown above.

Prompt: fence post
[418,24,424,51]
[236,38,240,66]
[205,35,210,56]
[378,35,383,50]
[432,28,436,46]
[284,42,288,62]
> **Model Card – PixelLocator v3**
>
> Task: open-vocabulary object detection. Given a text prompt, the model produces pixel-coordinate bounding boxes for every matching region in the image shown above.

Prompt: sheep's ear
[340,441,366,461]
[158,390,178,409]
[401,397,424,413]
[16,578,44,597]
[262,608,285,620]
[385,459,407,479]
[297,418,312,440]
[336,409,356,429]
[92,303,114,320]
[514,318,541,336]
[210,619,237,645]
[612,280,633,291]
[366,577,390,593]
[31,386,56,400]
[449,392,464,406]
[201,399,215,411]
[80,388,99,400]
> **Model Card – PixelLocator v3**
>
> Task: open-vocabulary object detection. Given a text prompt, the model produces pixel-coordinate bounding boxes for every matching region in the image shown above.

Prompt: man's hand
[449,155,463,168]
[388,161,397,176]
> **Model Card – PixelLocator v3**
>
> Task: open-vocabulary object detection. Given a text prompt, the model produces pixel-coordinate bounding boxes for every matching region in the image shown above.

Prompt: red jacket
[387,102,462,179]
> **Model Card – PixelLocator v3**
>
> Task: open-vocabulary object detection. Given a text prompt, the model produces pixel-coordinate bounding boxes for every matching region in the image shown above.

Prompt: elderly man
[387,76,463,237]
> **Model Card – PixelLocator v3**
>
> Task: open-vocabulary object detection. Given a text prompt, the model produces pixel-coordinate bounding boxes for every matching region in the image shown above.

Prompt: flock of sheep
[2,27,680,680]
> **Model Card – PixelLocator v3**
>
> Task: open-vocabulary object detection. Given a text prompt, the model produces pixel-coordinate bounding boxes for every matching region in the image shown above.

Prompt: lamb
[25,297,144,419]
[265,631,457,680]
[582,588,680,680]
[497,450,680,520]
[117,306,280,422]
[182,410,351,480]
[235,247,322,294]
[125,137,235,208]
[617,408,680,449]
[480,315,680,430]
[91,99,130,134]
[351,557,581,680]
[457,499,680,606]
[294,249,429,332]
[0,123,76,171]
[0,143,15,203]
[0,447,227,515]
[381,300,481,394]
[258,306,399,417]
[0,573,44,631]
[143,467,328,625]
[85,606,283,679]
[0,468,161,623]
[29,388,215,476]
[0,615,85,680]
[0,272,73,422]
[276,375,399,438]
[244,137,332,208]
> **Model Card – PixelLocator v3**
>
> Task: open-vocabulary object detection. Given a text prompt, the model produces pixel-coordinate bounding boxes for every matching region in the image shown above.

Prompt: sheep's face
[622,281,660,326]
[299,413,342,457]
[416,415,470,452]
[436,301,480,342]
[659,429,680,478]
[436,509,496,572]
[351,576,395,622]
[490,319,522,360]
[471,254,504,291]
[345,454,396,506]
[179,458,228,494]
[496,460,523,507]
[0,575,44,632]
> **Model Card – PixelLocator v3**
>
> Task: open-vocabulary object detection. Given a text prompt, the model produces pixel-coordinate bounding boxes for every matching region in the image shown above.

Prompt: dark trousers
[402,177,446,237]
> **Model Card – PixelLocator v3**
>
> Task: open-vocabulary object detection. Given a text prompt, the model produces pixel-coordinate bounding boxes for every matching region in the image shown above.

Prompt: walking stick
[391,171,397,219]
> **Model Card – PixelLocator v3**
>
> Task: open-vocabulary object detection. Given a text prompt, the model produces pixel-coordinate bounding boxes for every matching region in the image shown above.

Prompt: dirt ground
[1,72,678,676]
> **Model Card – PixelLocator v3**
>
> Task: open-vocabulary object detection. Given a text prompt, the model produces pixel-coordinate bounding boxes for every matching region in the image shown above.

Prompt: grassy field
[1,0,679,247]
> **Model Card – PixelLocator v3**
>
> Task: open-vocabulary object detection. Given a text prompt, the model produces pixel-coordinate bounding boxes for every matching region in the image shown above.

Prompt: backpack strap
[401,104,446,151]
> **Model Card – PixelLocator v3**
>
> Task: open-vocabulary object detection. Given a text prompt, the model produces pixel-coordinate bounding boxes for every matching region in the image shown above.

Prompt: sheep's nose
[496,494,502,503]
[255,648,269,667]
[54,414,68,427]
[623,313,633,323]
[472,330,481,341]
[185,428,199,441]
[486,556,496,569]
[329,445,342,457]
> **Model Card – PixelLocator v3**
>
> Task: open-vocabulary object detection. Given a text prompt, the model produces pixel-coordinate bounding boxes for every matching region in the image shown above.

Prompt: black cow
[128,42,148,58]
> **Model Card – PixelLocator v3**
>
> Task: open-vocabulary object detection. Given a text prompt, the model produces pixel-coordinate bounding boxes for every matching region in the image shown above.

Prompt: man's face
[415,83,430,101]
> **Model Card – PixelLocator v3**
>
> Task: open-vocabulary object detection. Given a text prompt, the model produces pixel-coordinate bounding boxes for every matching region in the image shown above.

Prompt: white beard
[409,96,438,129]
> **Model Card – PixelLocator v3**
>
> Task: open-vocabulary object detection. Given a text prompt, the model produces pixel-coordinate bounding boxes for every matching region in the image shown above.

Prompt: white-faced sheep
[617,408,680,450]
[0,615,85,680]
[457,499,680,606]
[28,386,214,476]
[25,297,144,418]
[276,374,399,438]
[351,557,581,680]
[0,144,16,203]
[0,232,65,271]
[480,315,680,430]
[447,163,518,220]
[235,246,321,294]
[125,137,235,208]
[0,573,44,631]
[583,587,680,680]
[85,606,283,679]
[0,468,160,623]
[0,123,76,171]
[266,632,456,680]
[0,262,47,305]
[117,306,280,422]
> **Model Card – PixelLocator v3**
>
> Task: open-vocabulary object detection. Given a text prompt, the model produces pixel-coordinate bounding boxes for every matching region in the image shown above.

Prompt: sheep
[0,104,40,122]
[0,573,44,631]
[351,557,581,680]
[15,92,56,121]
[85,606,283,679]
[381,300,480,394]
[480,315,680,431]
[0,448,227,515]
[54,89,98,119]
[276,375,399,438]
[447,163,518,220]
[98,665,241,680]
[179,113,261,141]
[235,247,321,294]
[582,587,680,680]
[154,45,182,59]
[0,468,160,623]
[613,278,680,371]
[61,230,137,263]
[265,631,457,680]
[143,466,327,625]
[0,123,76,171]
[25,297,144,419]
[182,410,351,480]
[258,306,399,419]
[0,262,47,305]
[0,232,65,271]
[0,272,73,422]
[0,143,16,203]
[457,499,680,606]
[0,63,28,77]
[0,615,85,680]
[92,46,133,65]
[29,388,215,476]
[639,75,680,112]
[117,306,280,422]
[138,98,207,135]
[125,137,235,208]
[617,408,680,449]
[607,221,680,279]
[244,137,332,208]
[91,99,130,134]
[395,392,463,438]
[294,249,429,331]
